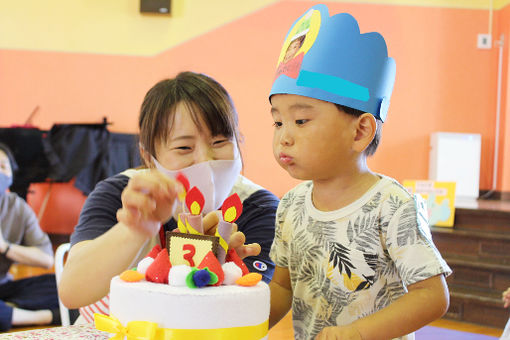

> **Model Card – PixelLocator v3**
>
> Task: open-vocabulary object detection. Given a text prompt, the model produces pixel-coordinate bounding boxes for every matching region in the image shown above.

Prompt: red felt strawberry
[198,251,224,286]
[145,249,172,283]
[226,248,249,276]
[146,244,162,259]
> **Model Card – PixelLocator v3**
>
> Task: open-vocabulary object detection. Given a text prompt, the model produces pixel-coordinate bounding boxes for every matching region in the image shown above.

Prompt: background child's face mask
[0,173,12,195]
[152,156,242,217]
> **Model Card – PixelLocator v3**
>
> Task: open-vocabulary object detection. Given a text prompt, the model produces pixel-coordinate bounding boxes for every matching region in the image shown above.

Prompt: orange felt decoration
[198,251,224,286]
[146,249,172,284]
[236,273,262,287]
[226,248,249,276]
[120,270,145,282]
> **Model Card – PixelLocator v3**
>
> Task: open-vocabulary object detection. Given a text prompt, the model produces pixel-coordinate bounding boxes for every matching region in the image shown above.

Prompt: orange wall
[1,1,509,233]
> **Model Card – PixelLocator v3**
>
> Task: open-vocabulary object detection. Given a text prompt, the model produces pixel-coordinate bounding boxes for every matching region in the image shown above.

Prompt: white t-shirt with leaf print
[270,175,451,340]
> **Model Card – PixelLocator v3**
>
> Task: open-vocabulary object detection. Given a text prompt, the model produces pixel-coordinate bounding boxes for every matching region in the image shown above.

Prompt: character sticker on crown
[274,8,321,80]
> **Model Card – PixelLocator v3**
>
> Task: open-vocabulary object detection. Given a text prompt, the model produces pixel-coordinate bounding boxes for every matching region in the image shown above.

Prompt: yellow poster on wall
[403,180,456,227]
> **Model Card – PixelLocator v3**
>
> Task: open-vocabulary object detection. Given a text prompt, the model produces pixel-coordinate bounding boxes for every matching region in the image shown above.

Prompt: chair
[54,242,71,326]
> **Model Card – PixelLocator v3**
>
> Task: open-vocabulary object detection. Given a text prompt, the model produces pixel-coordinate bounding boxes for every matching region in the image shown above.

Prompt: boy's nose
[279,128,294,146]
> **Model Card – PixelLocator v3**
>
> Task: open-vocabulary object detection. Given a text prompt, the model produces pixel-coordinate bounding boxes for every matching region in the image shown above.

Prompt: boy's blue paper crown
[269,4,396,122]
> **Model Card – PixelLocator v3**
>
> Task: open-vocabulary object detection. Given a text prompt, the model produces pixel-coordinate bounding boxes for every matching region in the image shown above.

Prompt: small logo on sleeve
[253,261,267,272]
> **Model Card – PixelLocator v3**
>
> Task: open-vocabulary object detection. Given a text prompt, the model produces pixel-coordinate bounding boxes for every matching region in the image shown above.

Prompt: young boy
[268,5,451,340]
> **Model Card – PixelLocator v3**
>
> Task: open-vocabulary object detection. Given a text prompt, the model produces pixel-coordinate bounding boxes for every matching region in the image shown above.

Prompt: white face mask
[152,156,242,217]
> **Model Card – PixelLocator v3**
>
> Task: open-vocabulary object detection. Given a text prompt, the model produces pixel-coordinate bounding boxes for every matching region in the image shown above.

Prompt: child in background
[0,143,60,331]
[267,5,451,340]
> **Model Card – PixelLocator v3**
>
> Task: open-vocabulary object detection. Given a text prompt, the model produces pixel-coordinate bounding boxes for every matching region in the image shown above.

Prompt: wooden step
[454,206,510,233]
[446,284,509,328]
[443,254,510,293]
[432,226,510,265]
[430,203,510,329]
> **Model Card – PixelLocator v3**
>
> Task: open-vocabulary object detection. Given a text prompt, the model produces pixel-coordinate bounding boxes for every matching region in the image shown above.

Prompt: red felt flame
[185,186,204,215]
[175,172,190,192]
[221,193,243,223]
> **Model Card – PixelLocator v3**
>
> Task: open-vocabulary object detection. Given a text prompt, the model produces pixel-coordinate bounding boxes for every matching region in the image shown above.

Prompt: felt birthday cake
[94,175,270,340]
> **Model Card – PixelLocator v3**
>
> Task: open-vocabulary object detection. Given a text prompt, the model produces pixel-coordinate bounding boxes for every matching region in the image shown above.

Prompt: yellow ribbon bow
[95,313,268,340]
[94,313,158,340]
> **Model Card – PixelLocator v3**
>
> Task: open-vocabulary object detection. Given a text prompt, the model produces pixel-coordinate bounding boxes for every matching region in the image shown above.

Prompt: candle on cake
[215,193,243,264]
[175,172,190,233]
[184,186,204,234]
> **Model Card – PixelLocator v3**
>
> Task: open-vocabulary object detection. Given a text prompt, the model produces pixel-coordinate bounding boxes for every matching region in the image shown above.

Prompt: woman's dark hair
[138,71,241,166]
[335,104,382,157]
[0,142,19,172]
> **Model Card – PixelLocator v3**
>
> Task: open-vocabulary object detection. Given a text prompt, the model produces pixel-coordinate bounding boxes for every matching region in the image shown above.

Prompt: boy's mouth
[279,153,293,164]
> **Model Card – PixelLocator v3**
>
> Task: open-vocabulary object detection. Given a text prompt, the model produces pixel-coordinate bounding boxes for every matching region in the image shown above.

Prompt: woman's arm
[58,221,149,308]
[59,170,180,309]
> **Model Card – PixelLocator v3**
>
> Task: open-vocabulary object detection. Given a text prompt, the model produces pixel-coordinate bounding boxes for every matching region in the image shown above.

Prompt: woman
[58,72,278,321]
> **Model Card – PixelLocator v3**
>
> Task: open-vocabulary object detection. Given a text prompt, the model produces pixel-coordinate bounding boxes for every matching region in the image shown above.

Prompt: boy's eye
[295,119,308,125]
[273,121,282,128]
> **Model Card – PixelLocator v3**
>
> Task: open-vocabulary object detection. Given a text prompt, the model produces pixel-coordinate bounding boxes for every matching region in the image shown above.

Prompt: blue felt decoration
[193,269,211,288]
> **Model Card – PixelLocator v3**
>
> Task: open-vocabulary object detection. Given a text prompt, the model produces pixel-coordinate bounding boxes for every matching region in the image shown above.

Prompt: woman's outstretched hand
[201,211,261,259]
[117,170,182,238]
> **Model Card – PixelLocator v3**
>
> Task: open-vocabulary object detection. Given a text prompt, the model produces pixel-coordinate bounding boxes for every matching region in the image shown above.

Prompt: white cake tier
[109,276,270,338]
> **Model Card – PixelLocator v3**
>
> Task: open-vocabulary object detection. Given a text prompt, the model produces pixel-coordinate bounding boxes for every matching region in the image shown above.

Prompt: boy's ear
[352,113,376,153]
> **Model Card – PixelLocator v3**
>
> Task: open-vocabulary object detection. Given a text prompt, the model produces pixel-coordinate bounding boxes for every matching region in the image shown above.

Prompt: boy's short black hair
[336,104,382,157]
[0,142,19,172]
